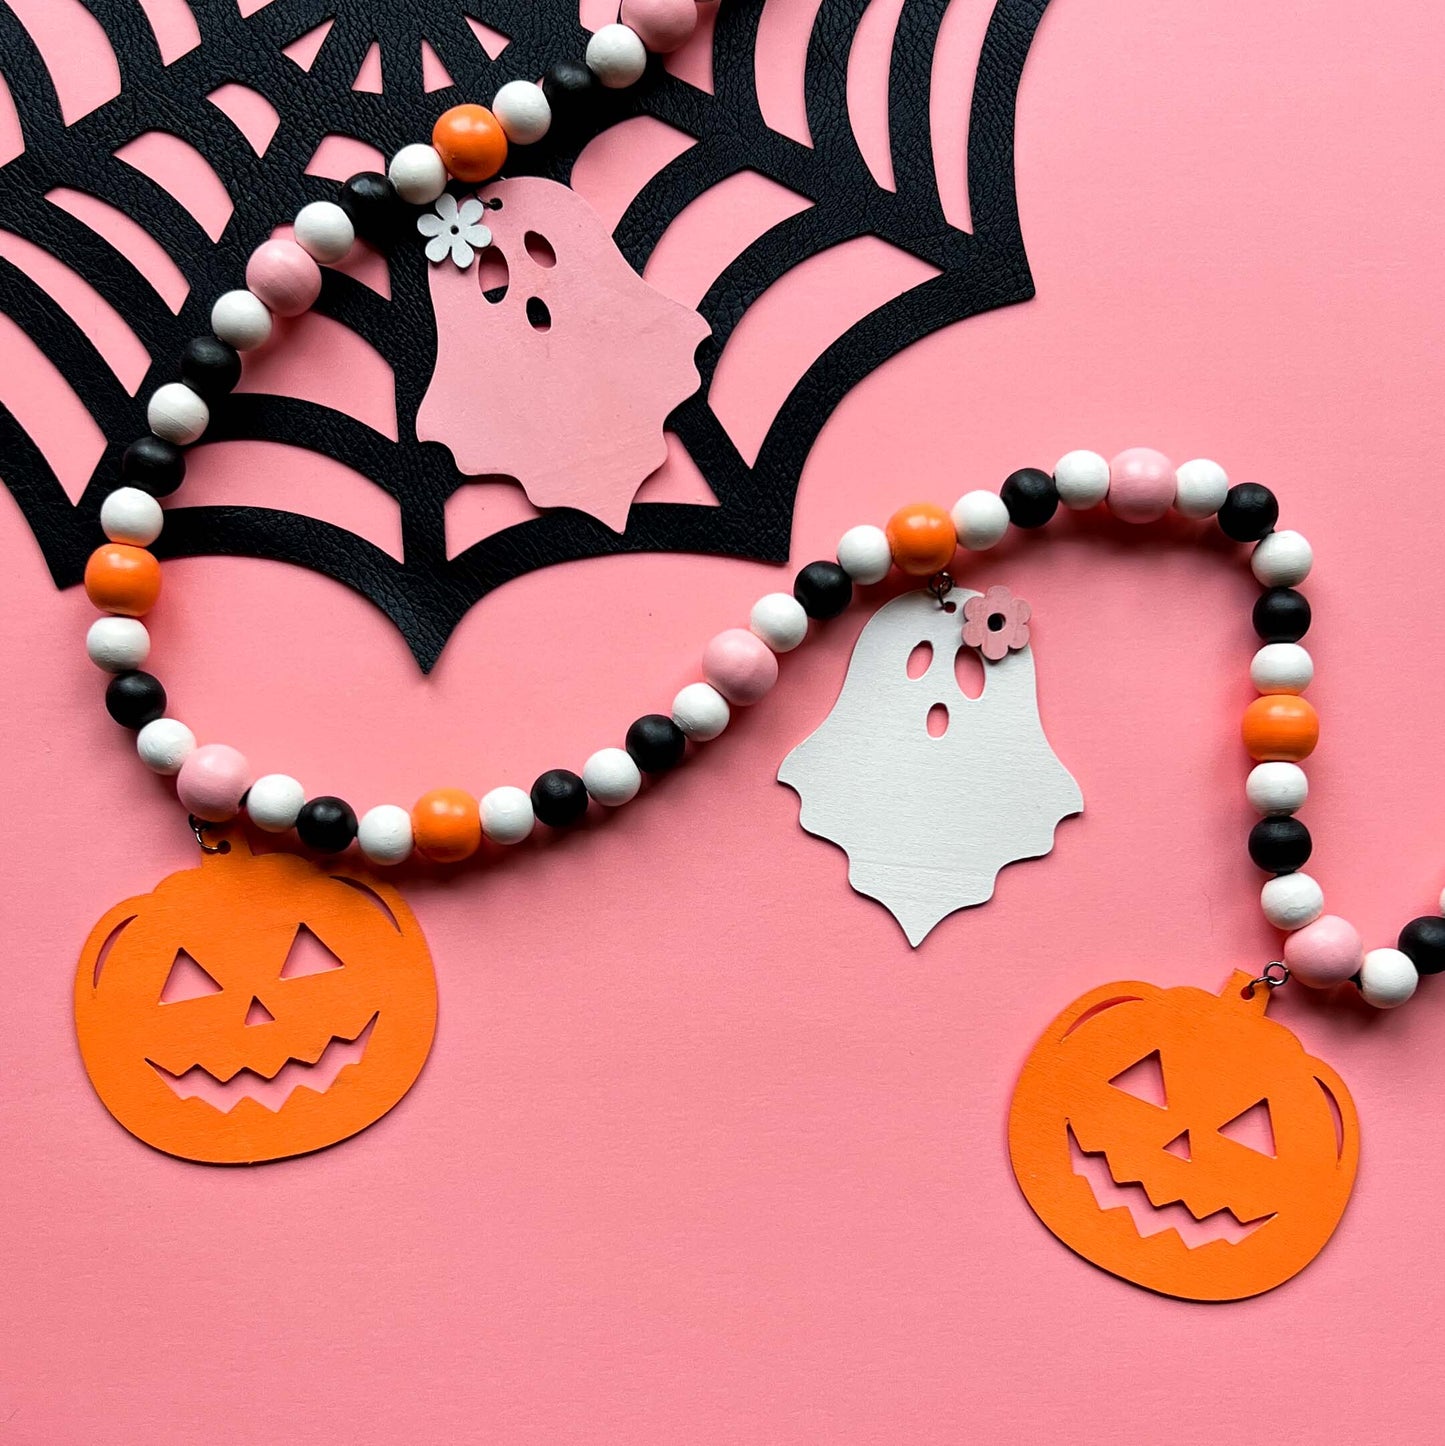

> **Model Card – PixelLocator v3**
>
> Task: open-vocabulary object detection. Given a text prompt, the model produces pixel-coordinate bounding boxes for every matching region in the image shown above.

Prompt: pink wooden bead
[177,743,252,822]
[245,239,322,317]
[1106,447,1176,524]
[703,627,779,705]
[1284,914,1364,988]
[620,0,698,52]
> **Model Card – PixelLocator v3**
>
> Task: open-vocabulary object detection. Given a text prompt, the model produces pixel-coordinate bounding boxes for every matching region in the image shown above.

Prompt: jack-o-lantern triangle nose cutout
[75,831,437,1165]
[1008,971,1359,1301]
[1162,1130,1192,1161]
[243,998,275,1027]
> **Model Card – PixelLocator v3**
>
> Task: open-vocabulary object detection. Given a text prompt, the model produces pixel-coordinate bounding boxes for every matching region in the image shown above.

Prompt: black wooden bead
[793,561,852,620]
[180,335,242,400]
[626,713,686,774]
[105,671,166,730]
[542,60,599,129]
[531,768,589,828]
[296,796,358,853]
[121,435,185,496]
[1218,483,1279,542]
[1000,467,1058,529]
[1398,916,1445,976]
[338,172,406,248]
[1248,816,1312,874]
[1252,587,1311,643]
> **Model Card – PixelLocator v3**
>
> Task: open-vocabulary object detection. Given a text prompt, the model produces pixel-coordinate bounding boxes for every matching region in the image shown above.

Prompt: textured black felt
[0,0,1051,670]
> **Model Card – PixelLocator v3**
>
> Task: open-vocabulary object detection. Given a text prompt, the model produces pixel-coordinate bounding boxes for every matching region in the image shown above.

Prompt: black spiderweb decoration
[0,0,1051,669]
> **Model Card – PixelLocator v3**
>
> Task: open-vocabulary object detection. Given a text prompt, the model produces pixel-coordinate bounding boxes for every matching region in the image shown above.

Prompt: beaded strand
[88,425,1443,1009]
[73,14,1443,1011]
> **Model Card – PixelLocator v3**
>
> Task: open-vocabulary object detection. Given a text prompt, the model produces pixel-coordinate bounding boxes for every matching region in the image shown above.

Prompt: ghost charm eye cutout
[778,583,1082,946]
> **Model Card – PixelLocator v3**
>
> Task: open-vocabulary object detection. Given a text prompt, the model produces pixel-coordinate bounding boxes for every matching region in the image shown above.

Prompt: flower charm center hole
[988,612,1007,631]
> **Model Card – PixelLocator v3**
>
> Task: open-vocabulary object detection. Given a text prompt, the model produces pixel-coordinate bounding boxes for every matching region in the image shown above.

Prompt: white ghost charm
[778,584,1082,946]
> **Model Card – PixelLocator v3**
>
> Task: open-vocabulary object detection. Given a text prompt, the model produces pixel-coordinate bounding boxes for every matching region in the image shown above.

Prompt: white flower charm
[417,193,492,268]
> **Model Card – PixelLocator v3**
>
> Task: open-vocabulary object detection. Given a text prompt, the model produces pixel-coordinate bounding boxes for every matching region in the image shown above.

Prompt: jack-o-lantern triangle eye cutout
[161,951,224,1003]
[279,926,346,979]
[1108,1051,1167,1107]
[1219,1100,1277,1157]
[1009,971,1361,1301]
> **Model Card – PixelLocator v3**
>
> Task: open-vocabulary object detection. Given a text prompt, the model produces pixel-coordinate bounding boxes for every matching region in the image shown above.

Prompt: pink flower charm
[961,585,1032,661]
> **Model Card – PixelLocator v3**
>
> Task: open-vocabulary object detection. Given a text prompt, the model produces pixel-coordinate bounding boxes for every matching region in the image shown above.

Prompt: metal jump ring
[927,570,954,607]
[189,814,231,855]
[1243,961,1290,999]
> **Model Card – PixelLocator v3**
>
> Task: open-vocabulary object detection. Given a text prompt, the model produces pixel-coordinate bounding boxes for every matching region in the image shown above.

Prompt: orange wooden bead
[1243,694,1319,762]
[431,105,508,183]
[885,502,957,576]
[84,543,161,617]
[411,787,482,864]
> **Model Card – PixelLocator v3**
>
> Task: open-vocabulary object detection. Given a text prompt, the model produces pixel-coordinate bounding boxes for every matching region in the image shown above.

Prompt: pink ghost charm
[416,177,710,532]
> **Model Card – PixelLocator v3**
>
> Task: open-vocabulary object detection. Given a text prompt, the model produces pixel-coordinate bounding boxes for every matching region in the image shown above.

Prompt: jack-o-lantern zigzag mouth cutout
[1068,1125,1275,1248]
[147,1012,378,1115]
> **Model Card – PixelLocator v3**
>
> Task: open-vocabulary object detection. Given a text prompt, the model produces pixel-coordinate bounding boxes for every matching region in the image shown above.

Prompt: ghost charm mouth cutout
[416,177,711,533]
[778,584,1082,945]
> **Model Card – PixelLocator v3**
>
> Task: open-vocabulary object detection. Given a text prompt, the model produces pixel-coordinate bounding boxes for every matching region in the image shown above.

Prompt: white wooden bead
[136,717,196,775]
[1261,872,1324,931]
[100,486,164,546]
[293,200,355,263]
[492,80,552,144]
[1251,529,1313,587]
[1359,947,1419,1008]
[586,23,648,87]
[246,773,306,832]
[749,592,808,652]
[481,785,534,844]
[1052,450,1110,509]
[1246,761,1308,815]
[147,382,209,445]
[358,803,414,865]
[836,524,892,584]
[951,489,1010,549]
[1173,458,1229,518]
[211,289,273,350]
[582,747,642,806]
[387,144,448,205]
[672,681,730,741]
[1251,643,1313,695]
[86,616,150,672]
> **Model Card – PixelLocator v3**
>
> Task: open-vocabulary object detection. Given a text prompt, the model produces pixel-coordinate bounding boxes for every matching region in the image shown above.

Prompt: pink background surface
[4,1,1445,1441]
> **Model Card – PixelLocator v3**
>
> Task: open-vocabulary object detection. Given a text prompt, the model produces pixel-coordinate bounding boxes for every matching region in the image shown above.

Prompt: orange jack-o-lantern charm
[75,833,437,1164]
[1008,971,1359,1300]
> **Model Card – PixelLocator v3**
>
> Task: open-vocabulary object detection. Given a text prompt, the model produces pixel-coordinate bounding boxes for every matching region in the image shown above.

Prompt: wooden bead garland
[72,34,1444,1016]
[81,418,1445,1009]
